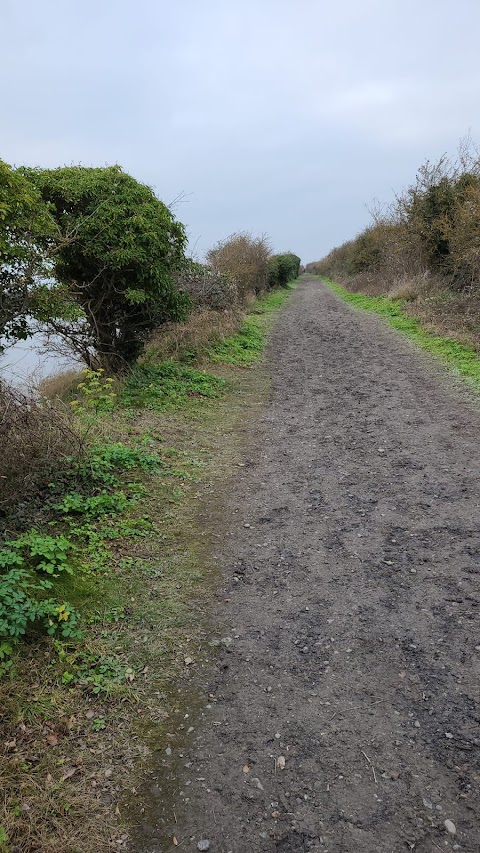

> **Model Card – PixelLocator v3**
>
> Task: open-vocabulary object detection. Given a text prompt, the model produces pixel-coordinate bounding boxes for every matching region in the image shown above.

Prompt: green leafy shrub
[268,253,301,288]
[0,160,56,350]
[10,531,73,576]
[23,165,189,371]
[0,566,80,643]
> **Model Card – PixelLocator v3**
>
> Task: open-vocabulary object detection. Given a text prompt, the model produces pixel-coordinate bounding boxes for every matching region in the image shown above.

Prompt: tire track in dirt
[133,276,480,853]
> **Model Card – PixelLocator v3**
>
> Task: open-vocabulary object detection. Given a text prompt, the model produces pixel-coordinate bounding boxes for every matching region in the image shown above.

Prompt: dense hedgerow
[307,143,480,297]
[268,252,301,288]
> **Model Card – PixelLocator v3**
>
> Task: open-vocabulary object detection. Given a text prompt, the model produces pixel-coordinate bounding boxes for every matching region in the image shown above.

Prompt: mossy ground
[0,284,296,853]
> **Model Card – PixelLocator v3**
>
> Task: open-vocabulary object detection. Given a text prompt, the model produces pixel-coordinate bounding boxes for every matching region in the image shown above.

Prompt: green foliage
[57,645,129,695]
[23,165,189,371]
[268,252,301,288]
[71,369,116,418]
[54,491,131,518]
[0,160,56,350]
[73,441,161,487]
[3,532,74,577]
[0,566,80,643]
[121,361,225,410]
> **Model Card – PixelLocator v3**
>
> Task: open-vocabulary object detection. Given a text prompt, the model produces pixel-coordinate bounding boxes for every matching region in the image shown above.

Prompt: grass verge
[322,278,480,393]
[0,283,296,853]
[207,285,295,365]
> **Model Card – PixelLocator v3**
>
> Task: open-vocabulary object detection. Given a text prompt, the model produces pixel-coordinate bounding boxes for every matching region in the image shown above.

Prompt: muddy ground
[131,277,480,853]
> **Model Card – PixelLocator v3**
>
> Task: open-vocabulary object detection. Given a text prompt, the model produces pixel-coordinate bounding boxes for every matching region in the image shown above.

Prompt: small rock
[444,819,456,836]
[197,840,211,851]
[445,732,454,739]
[184,656,194,666]
[277,756,286,770]
[422,798,433,810]
[165,747,172,756]
[251,777,264,791]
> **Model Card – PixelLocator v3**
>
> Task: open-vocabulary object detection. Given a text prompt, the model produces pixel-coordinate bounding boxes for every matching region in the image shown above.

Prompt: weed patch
[121,361,225,410]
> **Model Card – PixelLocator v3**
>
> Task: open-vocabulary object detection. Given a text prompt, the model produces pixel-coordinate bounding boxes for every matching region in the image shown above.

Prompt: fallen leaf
[46,733,59,746]
[61,766,76,782]
[184,656,194,666]
[85,709,95,719]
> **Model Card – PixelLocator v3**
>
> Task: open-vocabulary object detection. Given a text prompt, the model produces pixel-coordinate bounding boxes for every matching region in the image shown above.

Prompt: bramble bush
[175,260,239,310]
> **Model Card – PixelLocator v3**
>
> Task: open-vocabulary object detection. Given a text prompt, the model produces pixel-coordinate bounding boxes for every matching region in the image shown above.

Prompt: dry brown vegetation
[0,381,80,509]
[206,231,271,299]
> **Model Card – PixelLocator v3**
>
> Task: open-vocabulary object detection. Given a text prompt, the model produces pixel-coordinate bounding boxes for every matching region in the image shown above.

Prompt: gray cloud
[3,0,480,262]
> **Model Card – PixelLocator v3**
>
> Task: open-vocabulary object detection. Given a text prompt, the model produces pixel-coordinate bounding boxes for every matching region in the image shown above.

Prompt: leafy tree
[0,160,55,352]
[268,252,301,287]
[23,165,188,371]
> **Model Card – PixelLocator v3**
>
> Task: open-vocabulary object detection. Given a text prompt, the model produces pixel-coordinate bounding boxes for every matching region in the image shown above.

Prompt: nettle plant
[0,532,81,671]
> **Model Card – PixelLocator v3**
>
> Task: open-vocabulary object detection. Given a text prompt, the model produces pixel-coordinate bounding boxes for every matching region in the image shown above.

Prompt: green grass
[121,360,225,410]
[324,278,480,392]
[208,283,296,365]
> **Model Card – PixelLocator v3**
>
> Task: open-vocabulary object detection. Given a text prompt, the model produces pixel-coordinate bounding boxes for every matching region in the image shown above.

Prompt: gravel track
[134,276,480,853]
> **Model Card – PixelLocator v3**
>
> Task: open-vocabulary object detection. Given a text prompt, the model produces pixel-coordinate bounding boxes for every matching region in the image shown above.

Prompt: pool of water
[0,333,80,387]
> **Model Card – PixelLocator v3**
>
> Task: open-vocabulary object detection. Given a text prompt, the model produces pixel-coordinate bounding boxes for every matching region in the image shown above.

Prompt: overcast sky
[3,0,480,263]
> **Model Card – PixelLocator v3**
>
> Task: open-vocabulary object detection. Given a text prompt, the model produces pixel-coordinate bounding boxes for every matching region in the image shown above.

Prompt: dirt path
[134,277,480,853]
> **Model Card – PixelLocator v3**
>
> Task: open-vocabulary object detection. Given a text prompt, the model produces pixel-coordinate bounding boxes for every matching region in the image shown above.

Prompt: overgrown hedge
[307,144,480,295]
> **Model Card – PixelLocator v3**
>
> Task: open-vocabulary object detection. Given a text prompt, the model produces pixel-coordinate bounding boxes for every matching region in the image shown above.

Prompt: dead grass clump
[145,308,243,363]
[37,369,84,402]
[0,380,80,509]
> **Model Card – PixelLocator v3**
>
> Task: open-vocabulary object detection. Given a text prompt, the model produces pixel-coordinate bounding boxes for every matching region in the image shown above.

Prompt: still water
[0,334,80,387]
